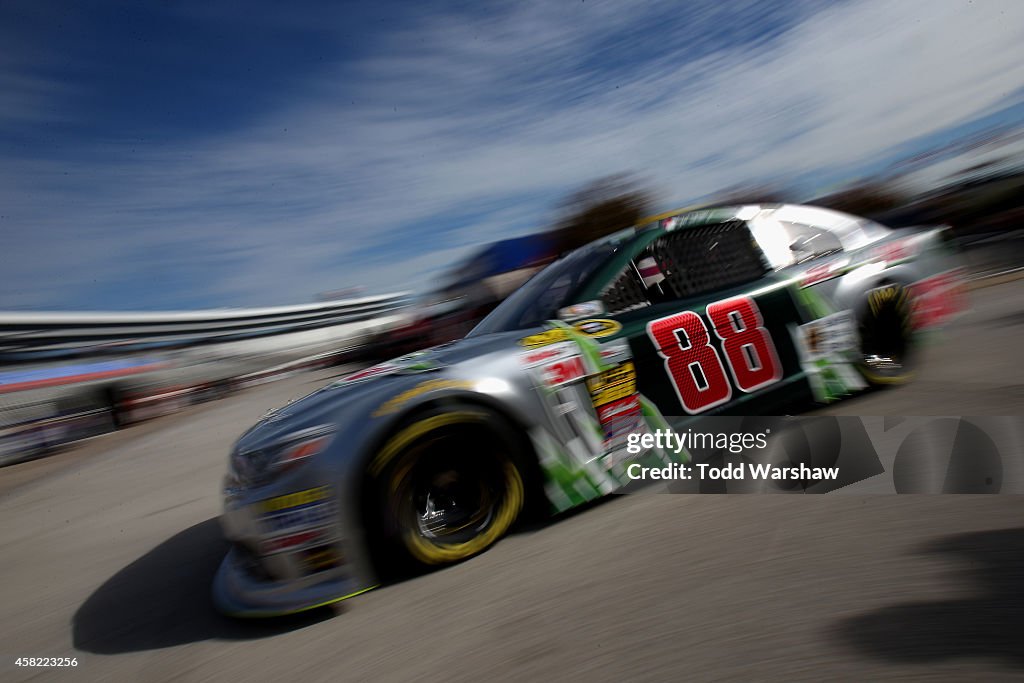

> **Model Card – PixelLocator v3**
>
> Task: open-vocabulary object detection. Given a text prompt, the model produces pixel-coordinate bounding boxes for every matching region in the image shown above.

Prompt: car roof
[642,203,888,246]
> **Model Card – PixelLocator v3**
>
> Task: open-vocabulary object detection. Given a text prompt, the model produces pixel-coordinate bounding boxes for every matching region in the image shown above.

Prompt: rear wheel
[367,408,525,573]
[857,284,915,385]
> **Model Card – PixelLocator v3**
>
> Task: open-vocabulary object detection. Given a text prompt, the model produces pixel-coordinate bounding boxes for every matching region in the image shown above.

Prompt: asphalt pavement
[2,279,1022,682]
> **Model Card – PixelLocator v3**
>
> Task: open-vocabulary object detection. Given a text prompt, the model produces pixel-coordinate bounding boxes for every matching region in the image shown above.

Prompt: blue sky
[1,0,1023,310]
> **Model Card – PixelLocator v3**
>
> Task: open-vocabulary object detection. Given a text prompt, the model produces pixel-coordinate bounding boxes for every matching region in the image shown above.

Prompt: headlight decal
[232,425,336,485]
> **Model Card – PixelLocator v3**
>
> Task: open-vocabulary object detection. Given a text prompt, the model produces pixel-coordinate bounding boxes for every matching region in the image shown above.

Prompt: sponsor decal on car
[596,394,641,421]
[798,310,859,361]
[871,237,918,265]
[261,502,336,533]
[791,310,866,402]
[519,341,580,368]
[586,361,637,408]
[260,486,331,513]
[258,528,333,555]
[519,328,572,348]
[910,268,967,329]
[521,342,592,390]
[557,300,605,321]
[519,319,623,348]
[595,394,644,448]
[331,350,446,388]
[572,318,622,338]
[800,258,850,287]
[598,339,633,364]
[257,487,340,560]
[537,356,587,388]
[334,363,400,385]
[300,546,343,572]
[867,285,903,316]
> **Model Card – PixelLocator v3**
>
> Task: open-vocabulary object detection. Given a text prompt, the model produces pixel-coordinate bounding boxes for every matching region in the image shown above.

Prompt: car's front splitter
[212,547,377,618]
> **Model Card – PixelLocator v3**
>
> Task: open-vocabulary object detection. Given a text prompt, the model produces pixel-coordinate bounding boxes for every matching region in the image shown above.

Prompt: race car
[213,203,965,616]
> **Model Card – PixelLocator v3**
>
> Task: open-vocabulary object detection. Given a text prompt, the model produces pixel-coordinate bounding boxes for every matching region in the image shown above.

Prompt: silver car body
[214,204,965,616]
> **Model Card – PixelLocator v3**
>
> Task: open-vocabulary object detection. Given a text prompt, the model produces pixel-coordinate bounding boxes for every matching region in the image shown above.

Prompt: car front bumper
[212,545,376,617]
[212,477,377,618]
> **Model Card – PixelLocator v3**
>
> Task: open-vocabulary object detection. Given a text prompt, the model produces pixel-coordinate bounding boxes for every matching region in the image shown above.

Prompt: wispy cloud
[2,0,1023,309]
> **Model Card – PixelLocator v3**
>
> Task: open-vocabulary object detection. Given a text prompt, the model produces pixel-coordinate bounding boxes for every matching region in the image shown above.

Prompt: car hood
[233,328,530,453]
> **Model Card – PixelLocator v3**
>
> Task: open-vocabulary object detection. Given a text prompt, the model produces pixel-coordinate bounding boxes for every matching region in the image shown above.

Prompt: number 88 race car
[214,203,965,616]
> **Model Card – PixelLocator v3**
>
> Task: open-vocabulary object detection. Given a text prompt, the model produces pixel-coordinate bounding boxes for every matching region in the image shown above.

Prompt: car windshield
[468,241,618,336]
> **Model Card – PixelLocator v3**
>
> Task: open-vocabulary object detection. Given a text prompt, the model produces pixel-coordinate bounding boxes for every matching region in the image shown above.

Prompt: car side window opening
[601,260,654,315]
[469,242,618,335]
[749,218,844,269]
[781,221,843,264]
[600,220,771,316]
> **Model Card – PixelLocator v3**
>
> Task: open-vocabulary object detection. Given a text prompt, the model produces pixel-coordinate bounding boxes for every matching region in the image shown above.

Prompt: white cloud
[2,0,1024,309]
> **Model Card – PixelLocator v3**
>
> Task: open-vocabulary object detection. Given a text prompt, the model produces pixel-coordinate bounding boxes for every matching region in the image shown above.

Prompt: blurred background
[3,3,1024,681]
[6,162,1023,462]
[3,0,1024,464]
[2,0,1023,462]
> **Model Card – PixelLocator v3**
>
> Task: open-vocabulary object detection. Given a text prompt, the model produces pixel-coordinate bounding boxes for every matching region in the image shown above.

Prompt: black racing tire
[366,406,526,575]
[857,283,915,386]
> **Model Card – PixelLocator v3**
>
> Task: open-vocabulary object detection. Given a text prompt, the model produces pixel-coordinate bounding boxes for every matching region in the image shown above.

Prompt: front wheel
[367,408,525,573]
[857,283,915,385]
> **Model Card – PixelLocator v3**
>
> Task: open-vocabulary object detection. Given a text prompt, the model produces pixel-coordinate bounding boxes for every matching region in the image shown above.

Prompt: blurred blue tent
[441,232,555,300]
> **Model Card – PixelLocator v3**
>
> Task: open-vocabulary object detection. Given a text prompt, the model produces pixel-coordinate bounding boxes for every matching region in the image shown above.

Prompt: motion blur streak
[1,1,1023,679]
[0,278,1020,680]
[0,295,410,465]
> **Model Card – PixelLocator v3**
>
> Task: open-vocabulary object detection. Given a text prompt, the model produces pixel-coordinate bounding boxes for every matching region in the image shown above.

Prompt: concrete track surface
[2,280,1023,682]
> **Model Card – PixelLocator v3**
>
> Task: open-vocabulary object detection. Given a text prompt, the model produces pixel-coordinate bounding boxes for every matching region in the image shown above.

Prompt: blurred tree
[551,174,655,254]
[815,179,912,218]
[710,182,796,206]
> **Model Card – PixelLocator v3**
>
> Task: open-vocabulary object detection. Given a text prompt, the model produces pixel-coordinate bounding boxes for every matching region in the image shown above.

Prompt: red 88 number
[646,310,732,414]
[647,297,781,414]
[707,297,782,392]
